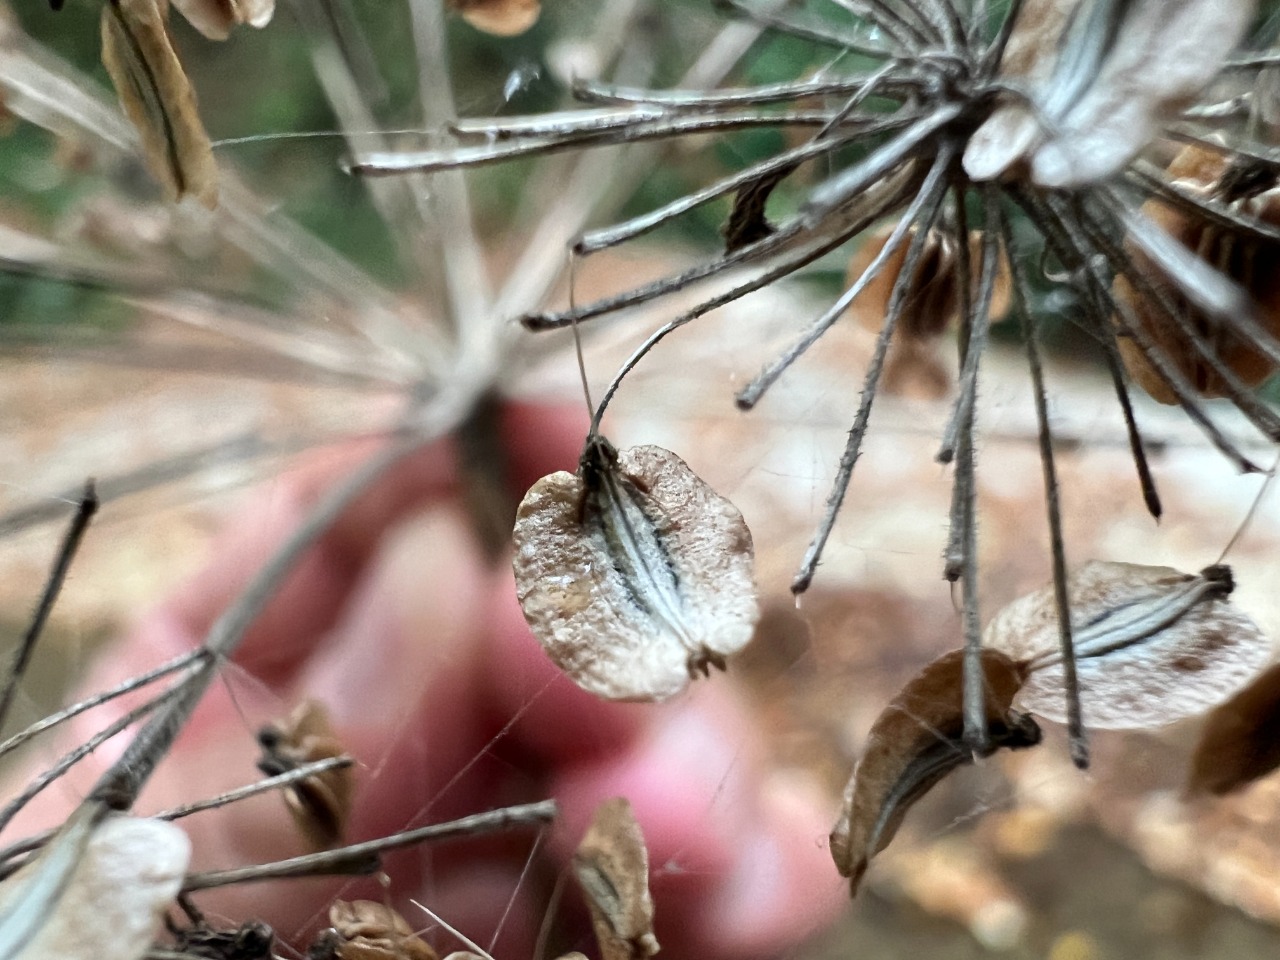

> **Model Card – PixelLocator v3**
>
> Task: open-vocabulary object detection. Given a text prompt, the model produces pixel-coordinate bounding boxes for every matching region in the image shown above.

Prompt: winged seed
[512,440,758,702]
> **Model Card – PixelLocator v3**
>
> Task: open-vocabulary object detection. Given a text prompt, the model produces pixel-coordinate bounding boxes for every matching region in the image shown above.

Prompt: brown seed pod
[573,798,659,960]
[1187,660,1280,796]
[100,0,218,207]
[313,901,437,960]
[257,700,354,850]
[830,648,1040,897]
[984,561,1271,729]
[512,437,759,702]
[1113,144,1280,405]
[447,0,540,36]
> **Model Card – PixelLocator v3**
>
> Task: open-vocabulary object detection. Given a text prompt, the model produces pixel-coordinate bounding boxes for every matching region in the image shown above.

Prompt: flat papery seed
[101,0,219,207]
[1113,144,1280,405]
[984,560,1272,730]
[830,649,1040,896]
[449,0,540,36]
[328,900,438,960]
[1187,661,1280,796]
[170,0,275,37]
[257,700,354,850]
[0,814,189,960]
[512,440,759,702]
[574,798,659,960]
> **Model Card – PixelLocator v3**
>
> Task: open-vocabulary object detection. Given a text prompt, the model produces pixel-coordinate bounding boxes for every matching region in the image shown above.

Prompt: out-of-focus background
[4,2,1280,958]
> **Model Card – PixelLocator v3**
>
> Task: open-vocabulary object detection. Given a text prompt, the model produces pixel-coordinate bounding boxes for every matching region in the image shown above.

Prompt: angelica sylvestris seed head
[512,437,759,702]
[257,699,354,850]
[830,649,1040,896]
[984,561,1271,729]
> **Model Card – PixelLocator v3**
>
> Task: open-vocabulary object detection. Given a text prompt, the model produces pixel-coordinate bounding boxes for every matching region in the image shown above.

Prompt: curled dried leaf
[830,649,1040,896]
[257,700,354,849]
[1113,144,1280,404]
[985,561,1271,729]
[965,0,1254,186]
[171,0,275,40]
[101,0,218,207]
[447,0,540,36]
[314,901,437,960]
[512,438,759,702]
[0,813,190,960]
[573,798,659,960]
[1187,661,1280,796]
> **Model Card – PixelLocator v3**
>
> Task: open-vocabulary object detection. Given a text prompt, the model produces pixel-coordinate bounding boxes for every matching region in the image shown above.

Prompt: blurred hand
[31,402,843,960]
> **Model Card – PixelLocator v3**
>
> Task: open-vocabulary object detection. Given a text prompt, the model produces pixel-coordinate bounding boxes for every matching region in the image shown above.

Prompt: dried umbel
[1114,144,1280,404]
[257,700,355,849]
[447,0,540,37]
[830,649,1040,896]
[985,561,1271,729]
[310,901,437,960]
[0,811,190,960]
[100,0,218,207]
[170,0,275,40]
[573,798,659,960]
[512,438,759,702]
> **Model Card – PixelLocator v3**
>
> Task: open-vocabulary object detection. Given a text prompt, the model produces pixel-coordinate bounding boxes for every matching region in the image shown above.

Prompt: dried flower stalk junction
[4,0,1280,954]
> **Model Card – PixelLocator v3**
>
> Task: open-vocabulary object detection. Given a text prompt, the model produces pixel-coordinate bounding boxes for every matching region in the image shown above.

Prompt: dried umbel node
[169,918,274,960]
[170,0,275,40]
[573,797,659,960]
[100,0,218,207]
[984,561,1271,729]
[830,649,1040,897]
[512,437,759,702]
[1114,144,1280,404]
[308,901,437,960]
[447,0,539,36]
[257,700,354,849]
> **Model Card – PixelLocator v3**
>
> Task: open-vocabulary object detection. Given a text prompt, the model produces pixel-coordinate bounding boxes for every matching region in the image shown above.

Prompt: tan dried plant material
[830,649,1041,897]
[101,0,218,207]
[257,699,354,850]
[573,797,659,960]
[964,0,1255,186]
[512,437,759,702]
[447,0,540,37]
[985,561,1271,730]
[171,0,275,41]
[1113,144,1280,405]
[318,901,437,960]
[1187,661,1280,796]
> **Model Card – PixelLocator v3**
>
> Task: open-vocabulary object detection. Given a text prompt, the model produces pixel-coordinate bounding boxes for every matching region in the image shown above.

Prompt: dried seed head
[318,901,437,960]
[100,0,218,207]
[574,798,659,960]
[965,0,1255,186]
[257,700,354,850]
[0,813,190,960]
[1113,144,1280,404]
[830,649,1040,896]
[170,0,275,40]
[447,0,540,36]
[512,438,759,702]
[984,561,1271,729]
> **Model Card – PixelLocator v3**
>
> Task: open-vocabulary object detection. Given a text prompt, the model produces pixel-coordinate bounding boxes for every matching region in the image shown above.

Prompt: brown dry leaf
[964,0,1254,186]
[512,437,759,702]
[1187,661,1280,796]
[171,0,275,40]
[101,0,218,207]
[256,700,354,850]
[447,0,540,36]
[573,797,659,960]
[985,561,1271,729]
[1113,144,1280,405]
[830,649,1041,896]
[321,901,436,960]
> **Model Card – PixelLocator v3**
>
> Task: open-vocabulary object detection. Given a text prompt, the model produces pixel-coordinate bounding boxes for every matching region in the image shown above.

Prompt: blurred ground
[4,250,1280,957]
